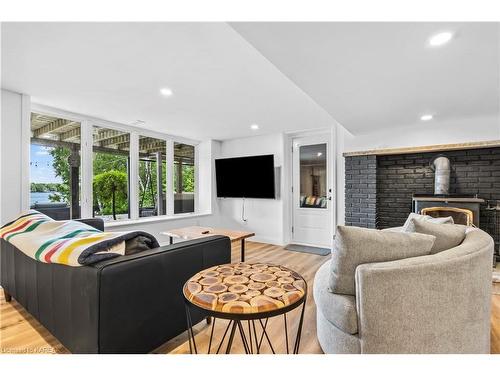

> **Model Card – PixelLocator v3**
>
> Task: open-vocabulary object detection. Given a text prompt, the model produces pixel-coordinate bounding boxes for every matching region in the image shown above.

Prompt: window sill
[104,211,212,229]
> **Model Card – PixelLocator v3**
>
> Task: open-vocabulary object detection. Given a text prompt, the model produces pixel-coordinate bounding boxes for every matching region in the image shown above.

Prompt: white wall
[0,89,25,225]
[344,115,500,153]
[216,133,285,245]
[195,139,218,215]
[334,123,354,227]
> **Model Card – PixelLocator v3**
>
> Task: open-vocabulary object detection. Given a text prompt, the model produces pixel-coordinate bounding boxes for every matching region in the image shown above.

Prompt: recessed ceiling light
[250,124,259,130]
[160,87,173,97]
[428,32,453,47]
[420,114,434,121]
[317,152,323,157]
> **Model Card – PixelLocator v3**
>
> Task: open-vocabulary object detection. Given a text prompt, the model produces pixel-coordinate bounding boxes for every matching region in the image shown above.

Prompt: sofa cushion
[402,213,454,232]
[329,226,436,295]
[404,220,467,254]
[314,260,358,334]
[319,292,358,334]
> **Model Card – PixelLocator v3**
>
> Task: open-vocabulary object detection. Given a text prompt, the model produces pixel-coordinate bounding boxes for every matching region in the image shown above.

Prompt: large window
[29,109,199,223]
[138,136,167,217]
[174,143,195,214]
[92,126,130,221]
[30,113,81,219]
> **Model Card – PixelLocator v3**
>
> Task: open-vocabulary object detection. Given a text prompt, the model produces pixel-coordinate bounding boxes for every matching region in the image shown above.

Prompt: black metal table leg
[293,297,307,354]
[216,320,233,354]
[187,308,306,354]
[184,303,198,354]
[236,321,251,354]
[252,320,259,354]
[247,320,253,354]
[241,239,245,262]
[207,317,216,354]
[258,319,275,354]
[225,320,238,354]
[256,318,267,352]
[284,313,289,354]
[169,236,173,245]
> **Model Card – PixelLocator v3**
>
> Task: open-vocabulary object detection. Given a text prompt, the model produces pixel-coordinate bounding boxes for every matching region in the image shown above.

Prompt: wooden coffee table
[162,226,255,262]
[183,262,307,354]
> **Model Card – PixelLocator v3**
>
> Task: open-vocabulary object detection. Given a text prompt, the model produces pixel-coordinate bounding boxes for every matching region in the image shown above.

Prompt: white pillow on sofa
[404,219,467,254]
[402,213,454,232]
[329,226,436,295]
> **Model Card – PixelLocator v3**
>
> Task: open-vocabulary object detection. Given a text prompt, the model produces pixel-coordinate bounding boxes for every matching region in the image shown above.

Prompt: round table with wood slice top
[183,262,307,354]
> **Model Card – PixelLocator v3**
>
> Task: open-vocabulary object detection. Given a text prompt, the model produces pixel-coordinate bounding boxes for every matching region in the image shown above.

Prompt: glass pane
[299,143,327,209]
[174,143,195,214]
[92,126,130,221]
[138,136,167,217]
[30,112,81,219]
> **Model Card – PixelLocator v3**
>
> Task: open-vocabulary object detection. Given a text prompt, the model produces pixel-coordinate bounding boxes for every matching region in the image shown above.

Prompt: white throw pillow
[404,219,467,254]
[402,213,454,232]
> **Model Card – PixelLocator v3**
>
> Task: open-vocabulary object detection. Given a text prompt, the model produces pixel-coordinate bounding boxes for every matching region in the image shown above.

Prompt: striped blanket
[0,211,159,266]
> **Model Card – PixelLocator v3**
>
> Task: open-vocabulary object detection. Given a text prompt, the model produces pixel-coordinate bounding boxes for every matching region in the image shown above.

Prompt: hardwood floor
[1,241,499,354]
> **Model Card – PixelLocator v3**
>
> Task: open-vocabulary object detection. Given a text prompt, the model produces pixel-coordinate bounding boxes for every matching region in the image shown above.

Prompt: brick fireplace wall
[345,147,500,230]
[345,155,377,228]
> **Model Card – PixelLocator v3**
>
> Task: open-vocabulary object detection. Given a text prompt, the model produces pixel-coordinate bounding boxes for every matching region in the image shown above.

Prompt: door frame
[285,128,336,248]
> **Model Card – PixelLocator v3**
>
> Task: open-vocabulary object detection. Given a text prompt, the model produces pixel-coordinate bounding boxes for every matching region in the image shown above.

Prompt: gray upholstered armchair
[314,227,493,354]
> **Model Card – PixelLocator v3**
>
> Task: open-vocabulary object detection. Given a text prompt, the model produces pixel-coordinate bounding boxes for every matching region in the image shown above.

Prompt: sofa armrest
[75,218,104,231]
[1,239,101,353]
[354,246,492,353]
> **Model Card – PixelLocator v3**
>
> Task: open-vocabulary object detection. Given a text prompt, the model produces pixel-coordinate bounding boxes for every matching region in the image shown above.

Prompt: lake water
[30,192,62,206]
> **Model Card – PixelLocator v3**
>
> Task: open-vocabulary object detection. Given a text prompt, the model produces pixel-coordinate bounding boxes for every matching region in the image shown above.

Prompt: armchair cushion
[404,220,467,254]
[314,261,358,334]
[402,213,454,232]
[329,226,436,295]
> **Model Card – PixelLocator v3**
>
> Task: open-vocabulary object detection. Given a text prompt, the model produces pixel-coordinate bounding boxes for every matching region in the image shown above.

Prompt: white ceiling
[1,22,334,141]
[2,22,499,140]
[231,22,500,134]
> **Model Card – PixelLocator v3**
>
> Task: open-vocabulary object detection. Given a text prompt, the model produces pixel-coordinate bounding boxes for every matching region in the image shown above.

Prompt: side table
[183,262,307,354]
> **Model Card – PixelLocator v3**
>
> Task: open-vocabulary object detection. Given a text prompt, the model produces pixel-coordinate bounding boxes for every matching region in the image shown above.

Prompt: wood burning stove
[421,206,474,226]
[412,194,484,227]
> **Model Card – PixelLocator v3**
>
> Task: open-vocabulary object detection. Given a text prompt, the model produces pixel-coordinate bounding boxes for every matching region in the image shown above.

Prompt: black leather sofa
[0,218,231,353]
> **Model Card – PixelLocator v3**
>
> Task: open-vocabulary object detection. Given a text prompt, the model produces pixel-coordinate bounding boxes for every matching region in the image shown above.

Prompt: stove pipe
[431,155,451,195]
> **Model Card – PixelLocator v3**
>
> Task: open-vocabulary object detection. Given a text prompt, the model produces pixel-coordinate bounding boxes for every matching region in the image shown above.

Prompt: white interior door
[292,134,333,248]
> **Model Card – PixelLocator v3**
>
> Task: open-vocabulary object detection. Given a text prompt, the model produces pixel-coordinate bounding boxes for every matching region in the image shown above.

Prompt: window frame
[173,141,197,215]
[27,103,200,222]
[137,134,168,218]
[91,124,133,221]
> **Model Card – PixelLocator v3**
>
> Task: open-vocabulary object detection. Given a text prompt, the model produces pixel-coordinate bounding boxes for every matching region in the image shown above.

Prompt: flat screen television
[215,154,275,199]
